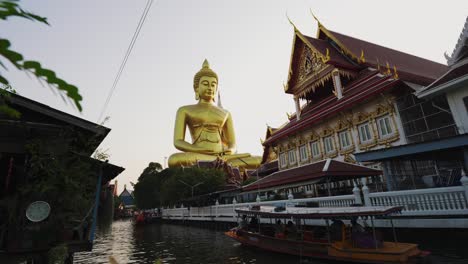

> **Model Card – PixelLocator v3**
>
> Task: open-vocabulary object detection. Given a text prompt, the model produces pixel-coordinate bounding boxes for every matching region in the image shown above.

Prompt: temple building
[244,17,453,199]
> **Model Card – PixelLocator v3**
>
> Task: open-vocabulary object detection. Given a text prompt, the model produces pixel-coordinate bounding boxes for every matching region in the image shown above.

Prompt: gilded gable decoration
[297,45,327,83]
[344,154,357,164]
[353,111,371,125]
[320,126,335,137]
[309,131,320,141]
[266,148,277,163]
[335,113,353,131]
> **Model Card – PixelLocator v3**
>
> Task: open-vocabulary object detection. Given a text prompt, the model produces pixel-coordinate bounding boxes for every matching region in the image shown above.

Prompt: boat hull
[225,229,429,264]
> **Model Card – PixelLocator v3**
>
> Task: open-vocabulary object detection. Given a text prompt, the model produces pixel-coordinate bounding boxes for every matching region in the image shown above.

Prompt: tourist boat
[225,205,430,263]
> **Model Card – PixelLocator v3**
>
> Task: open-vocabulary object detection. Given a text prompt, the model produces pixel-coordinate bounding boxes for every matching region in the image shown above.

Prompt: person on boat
[330,219,345,241]
[285,221,298,240]
[351,218,365,234]
[238,215,248,230]
[274,220,285,239]
[249,216,259,232]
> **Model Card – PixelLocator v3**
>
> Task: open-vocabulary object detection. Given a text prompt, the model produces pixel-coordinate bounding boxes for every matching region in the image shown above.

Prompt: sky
[2,0,467,192]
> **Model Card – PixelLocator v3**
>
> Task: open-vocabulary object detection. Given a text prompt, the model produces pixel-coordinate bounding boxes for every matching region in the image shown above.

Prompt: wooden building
[0,93,124,263]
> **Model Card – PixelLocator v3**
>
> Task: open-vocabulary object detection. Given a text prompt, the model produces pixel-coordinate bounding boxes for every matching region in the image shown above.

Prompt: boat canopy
[235,206,403,219]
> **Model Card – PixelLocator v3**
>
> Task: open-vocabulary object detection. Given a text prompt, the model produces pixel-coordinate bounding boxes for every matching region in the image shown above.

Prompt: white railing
[162,194,356,218]
[161,176,468,219]
[363,183,468,216]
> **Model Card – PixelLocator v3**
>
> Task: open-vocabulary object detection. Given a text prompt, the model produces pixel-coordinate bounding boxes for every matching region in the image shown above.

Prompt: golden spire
[310,9,322,26]
[286,12,298,32]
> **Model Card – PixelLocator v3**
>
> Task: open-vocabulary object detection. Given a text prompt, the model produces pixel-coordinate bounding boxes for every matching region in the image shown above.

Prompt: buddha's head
[194,59,218,102]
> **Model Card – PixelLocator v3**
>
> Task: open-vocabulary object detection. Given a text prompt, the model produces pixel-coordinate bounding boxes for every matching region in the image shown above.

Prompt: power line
[97,0,154,123]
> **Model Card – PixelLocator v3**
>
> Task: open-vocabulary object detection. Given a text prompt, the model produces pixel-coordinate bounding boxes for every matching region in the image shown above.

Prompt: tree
[133,162,165,209]
[0,0,83,113]
[159,167,225,206]
[133,164,226,208]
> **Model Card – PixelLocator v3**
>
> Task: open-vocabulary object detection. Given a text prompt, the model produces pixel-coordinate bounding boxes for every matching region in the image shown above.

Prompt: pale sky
[2,0,467,192]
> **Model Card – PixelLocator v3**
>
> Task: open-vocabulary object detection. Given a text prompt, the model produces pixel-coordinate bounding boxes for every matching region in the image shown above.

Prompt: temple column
[294,96,301,120]
[332,69,343,99]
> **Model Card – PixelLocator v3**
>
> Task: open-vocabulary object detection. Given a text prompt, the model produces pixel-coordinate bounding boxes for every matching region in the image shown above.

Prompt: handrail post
[460,170,468,205]
[353,182,362,205]
[232,198,237,218]
[362,180,371,206]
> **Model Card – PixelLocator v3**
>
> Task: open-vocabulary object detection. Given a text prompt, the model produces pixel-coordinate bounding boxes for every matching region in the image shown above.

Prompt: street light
[178,180,204,198]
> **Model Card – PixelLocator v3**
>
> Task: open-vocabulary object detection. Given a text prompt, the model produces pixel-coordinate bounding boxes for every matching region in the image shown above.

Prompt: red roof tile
[421,62,468,93]
[324,30,448,85]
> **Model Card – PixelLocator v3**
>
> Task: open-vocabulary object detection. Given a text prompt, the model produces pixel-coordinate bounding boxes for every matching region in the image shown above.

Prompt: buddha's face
[196,76,218,102]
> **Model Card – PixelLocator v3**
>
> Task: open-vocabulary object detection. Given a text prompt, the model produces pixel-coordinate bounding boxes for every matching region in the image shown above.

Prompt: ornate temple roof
[268,21,450,146]
[242,159,381,192]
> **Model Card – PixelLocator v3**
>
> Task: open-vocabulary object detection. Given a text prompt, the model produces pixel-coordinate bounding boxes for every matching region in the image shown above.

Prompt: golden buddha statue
[168,59,261,170]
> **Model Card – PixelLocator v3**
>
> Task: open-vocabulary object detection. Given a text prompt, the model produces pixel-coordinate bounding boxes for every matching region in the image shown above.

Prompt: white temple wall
[276,92,406,170]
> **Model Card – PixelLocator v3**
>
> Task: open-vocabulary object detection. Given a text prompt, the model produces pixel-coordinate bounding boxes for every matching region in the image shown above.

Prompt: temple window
[358,122,373,142]
[279,152,287,168]
[376,115,394,138]
[288,149,297,165]
[338,130,352,149]
[310,141,321,158]
[299,144,308,162]
[323,136,335,153]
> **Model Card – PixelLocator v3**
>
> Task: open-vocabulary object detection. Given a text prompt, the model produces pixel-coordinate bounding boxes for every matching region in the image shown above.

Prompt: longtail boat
[225,205,430,263]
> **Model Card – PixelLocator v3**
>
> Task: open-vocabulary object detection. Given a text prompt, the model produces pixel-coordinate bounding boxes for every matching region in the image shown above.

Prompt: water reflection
[75,219,468,264]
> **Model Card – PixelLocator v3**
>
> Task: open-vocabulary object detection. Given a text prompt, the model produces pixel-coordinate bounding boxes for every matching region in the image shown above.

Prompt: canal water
[75,219,468,264]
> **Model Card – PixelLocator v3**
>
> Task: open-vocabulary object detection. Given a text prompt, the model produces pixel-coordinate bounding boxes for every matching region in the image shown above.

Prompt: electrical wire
[97,0,154,123]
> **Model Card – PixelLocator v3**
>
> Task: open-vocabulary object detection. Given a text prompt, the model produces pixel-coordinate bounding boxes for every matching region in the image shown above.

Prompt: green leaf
[0,74,8,84]
[23,60,41,69]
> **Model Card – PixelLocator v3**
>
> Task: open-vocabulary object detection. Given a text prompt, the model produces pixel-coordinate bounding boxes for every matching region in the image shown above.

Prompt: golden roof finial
[286,112,292,119]
[309,9,322,26]
[359,50,366,63]
[386,62,391,75]
[322,48,330,62]
[286,12,298,31]
[393,66,399,79]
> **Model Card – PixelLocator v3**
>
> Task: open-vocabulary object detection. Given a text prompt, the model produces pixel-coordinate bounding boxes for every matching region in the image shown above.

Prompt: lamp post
[178,180,204,198]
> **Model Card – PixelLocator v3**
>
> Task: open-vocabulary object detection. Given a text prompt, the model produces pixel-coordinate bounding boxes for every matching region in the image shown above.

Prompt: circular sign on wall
[25,201,51,222]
